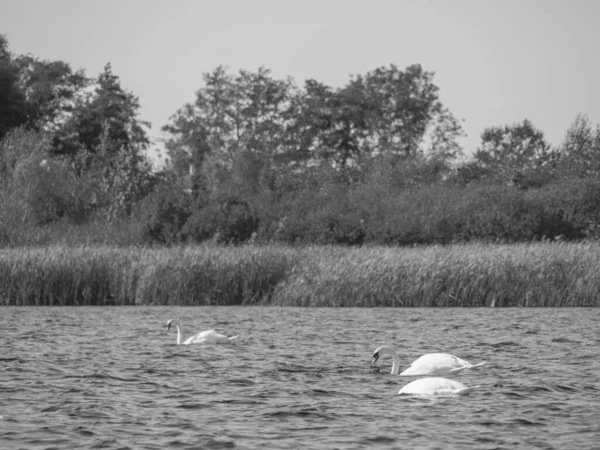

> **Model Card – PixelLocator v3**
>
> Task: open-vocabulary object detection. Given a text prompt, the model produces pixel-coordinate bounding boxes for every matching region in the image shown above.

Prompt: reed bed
[1,242,599,306]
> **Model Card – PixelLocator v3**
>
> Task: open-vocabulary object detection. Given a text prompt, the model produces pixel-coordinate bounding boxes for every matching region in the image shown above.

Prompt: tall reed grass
[1,242,599,306]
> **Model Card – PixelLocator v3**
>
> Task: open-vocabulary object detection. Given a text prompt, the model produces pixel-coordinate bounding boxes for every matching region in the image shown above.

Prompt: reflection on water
[1,306,599,449]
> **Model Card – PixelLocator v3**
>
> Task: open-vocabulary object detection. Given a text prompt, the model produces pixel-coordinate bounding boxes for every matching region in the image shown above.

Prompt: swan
[165,319,239,345]
[398,377,478,396]
[372,346,486,376]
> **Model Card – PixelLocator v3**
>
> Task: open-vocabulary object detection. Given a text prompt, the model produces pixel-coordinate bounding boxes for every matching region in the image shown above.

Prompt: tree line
[1,33,600,247]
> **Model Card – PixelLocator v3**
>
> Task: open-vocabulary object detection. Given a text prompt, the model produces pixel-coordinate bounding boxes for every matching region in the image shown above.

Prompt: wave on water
[1,306,599,449]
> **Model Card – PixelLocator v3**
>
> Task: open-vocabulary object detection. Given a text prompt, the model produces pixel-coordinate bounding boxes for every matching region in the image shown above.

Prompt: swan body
[398,377,478,396]
[166,319,238,345]
[372,346,486,376]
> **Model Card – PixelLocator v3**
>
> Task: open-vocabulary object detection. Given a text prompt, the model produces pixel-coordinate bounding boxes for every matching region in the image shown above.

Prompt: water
[1,307,599,449]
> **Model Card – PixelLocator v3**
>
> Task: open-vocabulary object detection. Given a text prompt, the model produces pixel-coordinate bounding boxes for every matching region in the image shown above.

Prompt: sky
[1,0,599,167]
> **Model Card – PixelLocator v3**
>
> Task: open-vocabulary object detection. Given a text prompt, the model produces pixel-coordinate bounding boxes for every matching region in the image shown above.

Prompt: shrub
[136,177,191,245]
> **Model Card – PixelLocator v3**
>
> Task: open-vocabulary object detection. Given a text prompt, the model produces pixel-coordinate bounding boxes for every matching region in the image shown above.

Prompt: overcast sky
[1,0,598,165]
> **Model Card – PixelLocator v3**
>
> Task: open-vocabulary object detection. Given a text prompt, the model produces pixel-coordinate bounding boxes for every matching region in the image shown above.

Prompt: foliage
[162,64,464,186]
[136,174,192,245]
[0,35,28,140]
[2,242,600,307]
[558,114,600,178]
[44,63,156,221]
[5,32,600,249]
[183,195,259,245]
[53,63,150,159]
[356,64,461,158]
[13,53,88,132]
[473,119,556,185]
[1,33,87,139]
[155,64,470,246]
[1,35,155,231]
[163,66,296,186]
[0,127,88,227]
[91,127,156,221]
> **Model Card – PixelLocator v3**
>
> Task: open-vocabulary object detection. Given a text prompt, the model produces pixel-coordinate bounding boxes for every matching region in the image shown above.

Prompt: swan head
[372,349,381,365]
[165,319,177,334]
[372,346,396,365]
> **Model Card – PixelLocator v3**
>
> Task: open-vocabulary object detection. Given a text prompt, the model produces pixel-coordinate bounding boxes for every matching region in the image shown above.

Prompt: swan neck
[175,325,182,345]
[391,351,401,374]
[382,348,401,374]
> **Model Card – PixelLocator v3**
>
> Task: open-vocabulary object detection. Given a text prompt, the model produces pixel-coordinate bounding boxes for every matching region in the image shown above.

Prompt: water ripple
[1,306,600,449]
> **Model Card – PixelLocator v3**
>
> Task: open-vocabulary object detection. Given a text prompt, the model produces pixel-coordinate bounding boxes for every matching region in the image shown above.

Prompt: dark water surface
[1,307,599,449]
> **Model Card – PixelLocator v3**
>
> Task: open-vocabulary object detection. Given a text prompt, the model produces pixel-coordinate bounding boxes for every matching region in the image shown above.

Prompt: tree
[284,79,333,166]
[163,66,297,193]
[54,63,150,159]
[559,114,600,178]
[14,53,88,133]
[0,35,28,140]
[289,65,464,179]
[359,64,450,157]
[161,64,466,242]
[1,34,90,142]
[0,127,85,225]
[474,119,556,185]
[51,63,154,219]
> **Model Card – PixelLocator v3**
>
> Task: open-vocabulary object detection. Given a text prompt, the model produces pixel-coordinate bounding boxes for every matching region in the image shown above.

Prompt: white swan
[372,346,486,376]
[165,319,239,345]
[398,377,478,396]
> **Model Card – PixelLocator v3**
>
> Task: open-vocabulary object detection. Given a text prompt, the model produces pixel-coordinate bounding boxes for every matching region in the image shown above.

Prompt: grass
[1,242,599,306]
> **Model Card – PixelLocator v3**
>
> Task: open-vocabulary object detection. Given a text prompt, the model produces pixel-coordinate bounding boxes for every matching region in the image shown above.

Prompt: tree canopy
[2,32,600,247]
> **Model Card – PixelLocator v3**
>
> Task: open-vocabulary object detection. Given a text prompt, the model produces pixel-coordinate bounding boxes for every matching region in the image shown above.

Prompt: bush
[184,196,259,244]
[136,177,191,245]
[0,127,92,228]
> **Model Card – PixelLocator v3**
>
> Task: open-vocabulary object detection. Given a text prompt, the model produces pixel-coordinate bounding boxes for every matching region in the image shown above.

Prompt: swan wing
[186,329,238,344]
[400,353,483,376]
[182,329,215,344]
[448,361,486,373]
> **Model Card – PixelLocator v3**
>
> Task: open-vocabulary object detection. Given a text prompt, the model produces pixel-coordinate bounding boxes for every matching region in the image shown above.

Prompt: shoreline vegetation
[4,35,600,258]
[1,242,599,307]
[3,36,600,309]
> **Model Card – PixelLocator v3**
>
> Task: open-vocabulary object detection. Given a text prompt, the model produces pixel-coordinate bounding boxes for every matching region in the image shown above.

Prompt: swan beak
[165,324,171,335]
[371,353,379,365]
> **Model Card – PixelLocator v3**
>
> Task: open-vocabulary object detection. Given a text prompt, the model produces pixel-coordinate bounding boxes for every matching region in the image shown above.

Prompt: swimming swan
[398,377,478,396]
[372,345,486,376]
[165,319,239,345]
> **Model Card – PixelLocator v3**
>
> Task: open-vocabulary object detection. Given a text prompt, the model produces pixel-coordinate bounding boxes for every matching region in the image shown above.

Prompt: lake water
[1,307,599,449]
